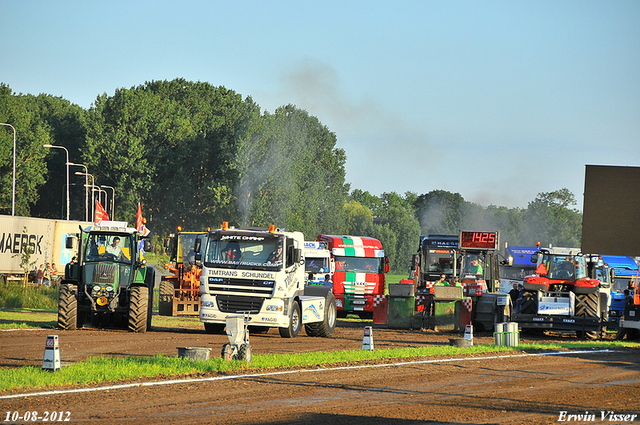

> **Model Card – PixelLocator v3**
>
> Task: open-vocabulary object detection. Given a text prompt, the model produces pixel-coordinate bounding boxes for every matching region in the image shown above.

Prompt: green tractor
[58,221,154,332]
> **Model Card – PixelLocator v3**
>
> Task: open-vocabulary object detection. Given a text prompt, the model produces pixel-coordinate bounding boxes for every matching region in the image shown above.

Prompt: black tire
[305,292,337,338]
[237,343,252,363]
[279,301,301,338]
[221,344,234,361]
[204,322,225,334]
[575,293,599,318]
[58,283,78,330]
[145,269,155,330]
[128,286,149,333]
[158,279,175,317]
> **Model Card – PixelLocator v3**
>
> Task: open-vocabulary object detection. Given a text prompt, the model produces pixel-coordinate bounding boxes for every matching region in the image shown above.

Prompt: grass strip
[1,340,637,393]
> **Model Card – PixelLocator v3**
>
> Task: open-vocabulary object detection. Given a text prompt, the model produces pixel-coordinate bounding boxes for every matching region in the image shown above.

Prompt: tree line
[0,80,582,273]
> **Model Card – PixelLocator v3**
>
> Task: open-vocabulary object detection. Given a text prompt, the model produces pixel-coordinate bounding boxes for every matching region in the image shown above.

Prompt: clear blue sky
[2,1,639,210]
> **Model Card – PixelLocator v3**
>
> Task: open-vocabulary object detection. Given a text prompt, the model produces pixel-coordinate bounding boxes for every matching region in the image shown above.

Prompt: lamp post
[0,123,16,216]
[68,162,89,222]
[43,144,70,220]
[101,185,115,220]
[75,171,95,220]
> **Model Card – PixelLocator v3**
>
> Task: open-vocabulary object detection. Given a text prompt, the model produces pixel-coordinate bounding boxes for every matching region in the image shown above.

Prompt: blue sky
[2,1,639,210]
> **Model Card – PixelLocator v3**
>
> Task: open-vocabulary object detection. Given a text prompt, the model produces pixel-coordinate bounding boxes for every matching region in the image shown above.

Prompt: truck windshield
[85,233,132,264]
[203,234,283,270]
[305,257,329,273]
[425,249,454,273]
[542,254,587,280]
[335,256,383,274]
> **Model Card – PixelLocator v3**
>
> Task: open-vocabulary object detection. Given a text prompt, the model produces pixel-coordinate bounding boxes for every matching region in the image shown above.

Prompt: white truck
[303,241,334,287]
[195,223,337,338]
[0,215,91,283]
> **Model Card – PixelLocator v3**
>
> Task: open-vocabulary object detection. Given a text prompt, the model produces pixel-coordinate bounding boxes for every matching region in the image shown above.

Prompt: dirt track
[1,321,639,424]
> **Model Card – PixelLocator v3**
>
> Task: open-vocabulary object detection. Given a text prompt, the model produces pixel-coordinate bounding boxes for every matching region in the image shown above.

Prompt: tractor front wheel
[128,286,149,333]
[58,284,78,330]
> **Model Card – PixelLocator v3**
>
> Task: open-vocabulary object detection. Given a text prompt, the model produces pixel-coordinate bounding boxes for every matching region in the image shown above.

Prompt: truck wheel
[159,279,174,316]
[238,343,252,363]
[204,323,225,334]
[305,292,337,338]
[58,284,78,330]
[279,301,301,338]
[128,286,149,333]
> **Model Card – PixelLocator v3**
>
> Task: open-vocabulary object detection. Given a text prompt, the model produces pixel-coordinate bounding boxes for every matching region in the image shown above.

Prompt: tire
[221,344,234,361]
[145,269,155,330]
[279,301,301,338]
[158,279,175,317]
[128,286,149,333]
[204,323,225,334]
[575,293,599,318]
[305,292,337,338]
[237,343,252,363]
[58,283,78,330]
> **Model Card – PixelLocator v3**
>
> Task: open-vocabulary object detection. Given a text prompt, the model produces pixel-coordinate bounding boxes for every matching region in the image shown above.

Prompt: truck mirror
[65,236,74,249]
[143,239,152,252]
[195,253,202,264]
[294,248,302,264]
[385,257,390,273]
[531,253,538,263]
[410,254,417,270]
[194,238,201,253]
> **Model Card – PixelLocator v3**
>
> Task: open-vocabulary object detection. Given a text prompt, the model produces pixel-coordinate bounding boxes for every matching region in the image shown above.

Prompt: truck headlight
[265,305,282,312]
[202,301,215,308]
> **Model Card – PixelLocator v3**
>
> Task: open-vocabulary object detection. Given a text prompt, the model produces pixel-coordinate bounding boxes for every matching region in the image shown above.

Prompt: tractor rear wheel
[128,286,149,333]
[159,279,174,316]
[58,284,78,330]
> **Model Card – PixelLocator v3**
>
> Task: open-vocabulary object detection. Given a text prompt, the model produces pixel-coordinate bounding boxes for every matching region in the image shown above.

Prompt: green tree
[236,105,348,239]
[522,189,582,247]
[0,84,54,217]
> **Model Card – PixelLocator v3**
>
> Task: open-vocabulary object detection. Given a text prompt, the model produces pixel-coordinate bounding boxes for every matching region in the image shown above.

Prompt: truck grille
[208,277,275,297]
[217,295,264,314]
[93,264,117,284]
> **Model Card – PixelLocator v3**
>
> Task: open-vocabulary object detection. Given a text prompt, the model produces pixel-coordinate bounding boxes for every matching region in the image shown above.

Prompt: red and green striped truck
[317,234,389,318]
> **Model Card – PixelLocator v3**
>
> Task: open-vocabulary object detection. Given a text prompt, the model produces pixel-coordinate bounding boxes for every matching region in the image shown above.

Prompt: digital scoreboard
[458,231,499,250]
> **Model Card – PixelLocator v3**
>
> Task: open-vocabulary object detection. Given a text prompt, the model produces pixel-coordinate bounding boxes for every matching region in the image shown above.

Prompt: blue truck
[601,255,639,327]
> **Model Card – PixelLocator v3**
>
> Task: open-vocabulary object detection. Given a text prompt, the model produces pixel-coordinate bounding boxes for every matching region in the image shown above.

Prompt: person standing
[36,264,44,286]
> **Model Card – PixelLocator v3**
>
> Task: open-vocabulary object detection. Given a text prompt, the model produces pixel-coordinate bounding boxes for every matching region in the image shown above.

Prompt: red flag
[136,202,150,236]
[136,202,143,231]
[94,200,109,223]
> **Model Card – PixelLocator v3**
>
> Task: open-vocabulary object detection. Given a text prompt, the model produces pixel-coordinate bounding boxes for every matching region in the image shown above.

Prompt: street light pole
[43,144,70,220]
[0,123,16,216]
[68,162,89,222]
[101,185,115,220]
[75,171,95,220]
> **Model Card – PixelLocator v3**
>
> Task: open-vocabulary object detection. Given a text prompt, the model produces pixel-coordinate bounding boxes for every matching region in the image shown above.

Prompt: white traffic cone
[42,335,61,371]
[464,324,474,346]
[362,326,374,350]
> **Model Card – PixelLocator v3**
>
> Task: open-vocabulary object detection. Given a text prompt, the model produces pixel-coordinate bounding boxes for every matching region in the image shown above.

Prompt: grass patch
[0,282,58,310]
[1,340,637,394]
[0,309,57,329]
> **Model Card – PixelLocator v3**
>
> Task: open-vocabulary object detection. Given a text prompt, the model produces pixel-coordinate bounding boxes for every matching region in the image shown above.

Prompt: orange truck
[159,228,208,316]
[316,234,389,318]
